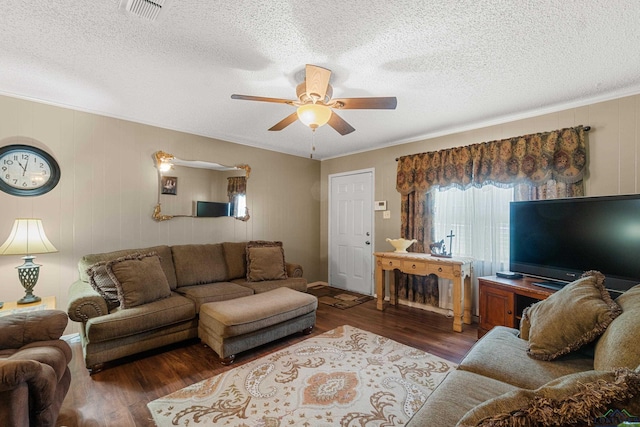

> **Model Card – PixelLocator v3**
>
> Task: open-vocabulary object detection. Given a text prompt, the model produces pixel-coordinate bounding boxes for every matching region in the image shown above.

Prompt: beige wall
[320,94,640,281]
[0,95,322,334]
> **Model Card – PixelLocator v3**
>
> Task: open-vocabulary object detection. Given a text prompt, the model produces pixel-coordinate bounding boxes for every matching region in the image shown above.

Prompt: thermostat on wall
[374,201,387,211]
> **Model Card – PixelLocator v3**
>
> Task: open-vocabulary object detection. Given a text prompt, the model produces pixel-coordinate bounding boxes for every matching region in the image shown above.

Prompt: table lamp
[0,218,58,304]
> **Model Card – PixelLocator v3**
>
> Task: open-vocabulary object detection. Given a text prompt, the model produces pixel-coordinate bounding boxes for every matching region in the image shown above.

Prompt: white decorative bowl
[386,238,417,253]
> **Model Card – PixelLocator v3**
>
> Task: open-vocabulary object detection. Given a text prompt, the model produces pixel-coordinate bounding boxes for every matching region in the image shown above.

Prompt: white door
[329,170,374,295]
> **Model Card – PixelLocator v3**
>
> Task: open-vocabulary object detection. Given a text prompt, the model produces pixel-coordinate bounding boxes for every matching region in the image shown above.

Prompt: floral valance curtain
[227,176,247,199]
[396,125,588,195]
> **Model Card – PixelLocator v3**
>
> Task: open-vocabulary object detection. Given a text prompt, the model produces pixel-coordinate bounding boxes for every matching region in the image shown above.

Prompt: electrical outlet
[383,210,391,219]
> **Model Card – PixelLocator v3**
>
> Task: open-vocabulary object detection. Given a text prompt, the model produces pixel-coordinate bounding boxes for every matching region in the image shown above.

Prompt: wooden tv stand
[478,276,556,339]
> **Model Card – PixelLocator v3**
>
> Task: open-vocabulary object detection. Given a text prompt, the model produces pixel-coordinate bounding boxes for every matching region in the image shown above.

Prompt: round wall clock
[0,144,61,196]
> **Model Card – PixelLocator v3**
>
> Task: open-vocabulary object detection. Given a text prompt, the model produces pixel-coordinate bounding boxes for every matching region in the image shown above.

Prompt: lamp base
[16,255,42,305]
[17,294,41,305]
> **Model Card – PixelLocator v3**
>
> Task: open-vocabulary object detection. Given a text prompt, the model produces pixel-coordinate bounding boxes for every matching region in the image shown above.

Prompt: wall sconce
[155,151,174,172]
[0,218,58,304]
[297,103,332,130]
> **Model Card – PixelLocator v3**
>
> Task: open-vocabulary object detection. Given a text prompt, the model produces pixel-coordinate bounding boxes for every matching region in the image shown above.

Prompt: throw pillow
[520,270,621,361]
[246,240,284,249]
[87,261,120,310]
[456,368,640,427]
[106,252,171,309]
[594,283,640,370]
[246,245,287,282]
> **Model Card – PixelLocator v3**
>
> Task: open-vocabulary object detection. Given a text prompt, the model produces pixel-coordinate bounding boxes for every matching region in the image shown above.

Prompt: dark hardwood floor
[56,294,478,427]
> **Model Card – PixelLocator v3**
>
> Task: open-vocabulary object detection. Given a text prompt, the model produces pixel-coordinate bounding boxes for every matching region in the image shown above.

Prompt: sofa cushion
[408,370,518,427]
[175,282,254,313]
[594,284,640,370]
[0,310,68,349]
[233,277,308,294]
[222,241,247,280]
[7,341,72,382]
[520,271,621,361]
[86,262,120,310]
[458,326,594,389]
[246,246,287,281]
[171,244,229,287]
[456,368,640,427]
[78,245,177,289]
[199,287,317,338]
[84,293,196,343]
[106,253,172,309]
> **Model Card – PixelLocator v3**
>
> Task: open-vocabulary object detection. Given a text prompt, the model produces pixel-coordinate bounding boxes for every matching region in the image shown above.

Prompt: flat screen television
[509,193,640,294]
[196,201,233,217]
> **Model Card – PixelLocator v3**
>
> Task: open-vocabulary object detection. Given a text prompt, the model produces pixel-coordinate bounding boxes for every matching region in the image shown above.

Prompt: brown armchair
[0,310,72,427]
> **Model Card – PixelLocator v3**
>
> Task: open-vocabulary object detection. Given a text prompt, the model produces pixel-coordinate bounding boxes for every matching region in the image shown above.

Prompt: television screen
[509,194,640,293]
[196,201,233,217]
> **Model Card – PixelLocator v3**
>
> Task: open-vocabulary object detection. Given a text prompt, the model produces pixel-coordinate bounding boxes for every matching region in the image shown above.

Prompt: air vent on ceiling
[120,0,170,21]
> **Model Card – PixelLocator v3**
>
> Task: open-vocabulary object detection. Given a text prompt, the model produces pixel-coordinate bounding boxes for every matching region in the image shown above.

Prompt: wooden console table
[374,252,474,332]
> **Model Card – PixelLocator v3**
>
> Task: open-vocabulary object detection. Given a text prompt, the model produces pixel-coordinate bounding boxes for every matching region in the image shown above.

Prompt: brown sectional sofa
[408,275,640,426]
[67,241,307,373]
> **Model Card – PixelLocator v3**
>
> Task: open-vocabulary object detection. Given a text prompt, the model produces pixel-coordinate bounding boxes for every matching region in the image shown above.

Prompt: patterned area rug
[148,325,455,426]
[307,282,374,309]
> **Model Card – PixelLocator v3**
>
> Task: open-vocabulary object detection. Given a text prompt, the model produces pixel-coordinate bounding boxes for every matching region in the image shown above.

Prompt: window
[433,185,513,310]
[433,185,512,266]
[233,194,247,219]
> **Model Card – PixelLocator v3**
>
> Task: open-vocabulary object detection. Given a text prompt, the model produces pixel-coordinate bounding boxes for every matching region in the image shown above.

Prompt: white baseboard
[62,332,80,343]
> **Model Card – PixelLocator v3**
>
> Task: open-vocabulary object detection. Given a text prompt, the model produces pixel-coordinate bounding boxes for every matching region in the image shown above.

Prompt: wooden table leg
[376,262,385,311]
[389,269,397,306]
[452,276,463,332]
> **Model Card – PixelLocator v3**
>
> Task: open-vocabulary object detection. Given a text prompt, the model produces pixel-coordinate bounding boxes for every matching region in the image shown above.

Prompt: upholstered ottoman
[198,287,317,364]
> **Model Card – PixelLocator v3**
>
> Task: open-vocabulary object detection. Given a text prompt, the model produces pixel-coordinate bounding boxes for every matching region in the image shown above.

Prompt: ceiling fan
[231,64,397,135]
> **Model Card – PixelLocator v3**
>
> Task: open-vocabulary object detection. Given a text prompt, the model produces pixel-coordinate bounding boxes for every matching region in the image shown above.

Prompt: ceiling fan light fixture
[231,64,395,136]
[297,103,332,130]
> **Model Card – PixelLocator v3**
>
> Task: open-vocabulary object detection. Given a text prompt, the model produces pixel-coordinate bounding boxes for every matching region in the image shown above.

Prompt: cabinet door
[479,282,515,336]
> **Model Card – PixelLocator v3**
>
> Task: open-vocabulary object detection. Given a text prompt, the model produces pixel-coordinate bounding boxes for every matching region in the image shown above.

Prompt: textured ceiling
[1,1,640,160]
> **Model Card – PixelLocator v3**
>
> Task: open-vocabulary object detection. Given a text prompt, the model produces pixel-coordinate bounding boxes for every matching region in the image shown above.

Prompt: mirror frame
[152,150,250,222]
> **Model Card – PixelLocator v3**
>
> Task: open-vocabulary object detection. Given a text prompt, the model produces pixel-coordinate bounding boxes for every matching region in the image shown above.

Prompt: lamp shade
[0,219,58,255]
[297,103,332,129]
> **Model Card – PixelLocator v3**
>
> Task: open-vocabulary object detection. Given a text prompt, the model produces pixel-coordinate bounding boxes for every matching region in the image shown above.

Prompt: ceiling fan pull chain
[310,132,316,159]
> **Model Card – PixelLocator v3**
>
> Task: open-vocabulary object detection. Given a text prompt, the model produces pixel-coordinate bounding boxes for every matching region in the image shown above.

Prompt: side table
[0,296,56,317]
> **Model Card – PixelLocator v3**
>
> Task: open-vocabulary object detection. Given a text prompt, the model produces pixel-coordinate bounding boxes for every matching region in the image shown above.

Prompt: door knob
[365,241,371,245]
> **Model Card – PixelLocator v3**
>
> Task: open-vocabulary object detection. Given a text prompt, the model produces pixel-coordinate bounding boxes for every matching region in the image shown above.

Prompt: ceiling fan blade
[332,97,398,109]
[268,112,299,131]
[327,111,355,135]
[305,64,332,102]
[231,94,294,105]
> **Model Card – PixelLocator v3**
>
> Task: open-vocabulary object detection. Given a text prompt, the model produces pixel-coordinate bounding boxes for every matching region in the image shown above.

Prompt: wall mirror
[152,151,250,222]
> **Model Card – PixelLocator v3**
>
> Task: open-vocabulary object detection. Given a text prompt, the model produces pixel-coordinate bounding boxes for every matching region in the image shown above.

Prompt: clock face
[0,144,61,196]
